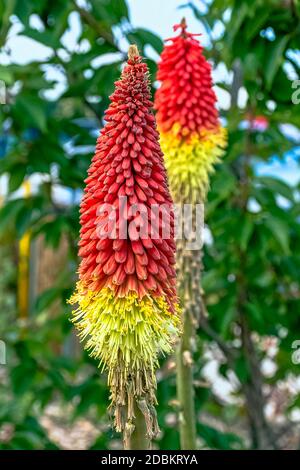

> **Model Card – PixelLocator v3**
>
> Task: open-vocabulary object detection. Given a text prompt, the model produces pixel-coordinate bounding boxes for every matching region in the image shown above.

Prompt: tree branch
[72,1,119,49]
[198,293,237,368]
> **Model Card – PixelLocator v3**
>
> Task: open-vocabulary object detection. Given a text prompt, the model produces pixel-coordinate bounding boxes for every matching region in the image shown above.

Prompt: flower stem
[176,240,201,450]
[176,311,197,449]
[126,400,151,450]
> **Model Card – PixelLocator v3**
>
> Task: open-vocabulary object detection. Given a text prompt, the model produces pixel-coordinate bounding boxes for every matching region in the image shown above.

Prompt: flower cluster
[155,19,227,203]
[69,46,180,438]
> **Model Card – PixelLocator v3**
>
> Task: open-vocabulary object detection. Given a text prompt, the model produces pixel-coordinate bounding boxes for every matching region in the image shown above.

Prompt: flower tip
[171,18,202,39]
[128,44,140,61]
[173,17,186,32]
[180,17,187,29]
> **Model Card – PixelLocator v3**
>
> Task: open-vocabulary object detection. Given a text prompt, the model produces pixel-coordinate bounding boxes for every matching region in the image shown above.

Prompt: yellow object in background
[18,180,31,319]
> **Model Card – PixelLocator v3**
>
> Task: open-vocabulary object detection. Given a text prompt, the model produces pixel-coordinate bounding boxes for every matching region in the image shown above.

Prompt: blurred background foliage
[0,0,300,450]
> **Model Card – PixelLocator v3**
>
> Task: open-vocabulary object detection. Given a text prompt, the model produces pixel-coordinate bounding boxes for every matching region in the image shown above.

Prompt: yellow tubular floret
[68,284,180,436]
[160,125,227,203]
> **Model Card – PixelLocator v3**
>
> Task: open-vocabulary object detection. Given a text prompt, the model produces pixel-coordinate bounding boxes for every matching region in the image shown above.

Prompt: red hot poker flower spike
[156,18,219,139]
[69,45,180,440]
[155,20,227,202]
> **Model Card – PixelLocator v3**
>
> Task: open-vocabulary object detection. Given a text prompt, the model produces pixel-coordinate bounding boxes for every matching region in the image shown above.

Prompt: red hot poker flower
[69,45,180,440]
[155,19,219,140]
[155,19,227,202]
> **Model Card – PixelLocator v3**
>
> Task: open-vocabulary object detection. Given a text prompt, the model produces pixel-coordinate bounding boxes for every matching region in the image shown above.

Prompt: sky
[127,0,201,40]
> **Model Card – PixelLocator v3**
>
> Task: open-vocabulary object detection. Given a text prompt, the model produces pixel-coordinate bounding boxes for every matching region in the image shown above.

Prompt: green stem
[126,401,150,450]
[176,311,197,449]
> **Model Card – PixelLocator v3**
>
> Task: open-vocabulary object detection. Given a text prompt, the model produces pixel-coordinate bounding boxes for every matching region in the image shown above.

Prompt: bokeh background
[0,0,300,450]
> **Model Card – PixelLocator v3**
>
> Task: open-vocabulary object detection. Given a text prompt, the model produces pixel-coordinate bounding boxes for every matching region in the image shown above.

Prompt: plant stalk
[126,400,151,450]
[176,239,201,449]
[176,311,197,449]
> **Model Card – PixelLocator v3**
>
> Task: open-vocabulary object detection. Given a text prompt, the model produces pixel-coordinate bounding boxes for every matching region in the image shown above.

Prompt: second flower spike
[155,19,227,204]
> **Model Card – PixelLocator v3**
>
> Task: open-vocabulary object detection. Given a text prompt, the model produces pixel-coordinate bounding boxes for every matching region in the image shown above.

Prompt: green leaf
[239,216,254,251]
[110,0,129,21]
[246,302,264,329]
[227,2,249,44]
[15,0,34,25]
[272,68,295,102]
[35,287,61,313]
[21,27,61,49]
[219,304,237,336]
[210,167,236,200]
[197,422,244,450]
[258,176,294,201]
[0,199,25,234]
[245,8,269,40]
[92,62,122,97]
[0,65,14,84]
[11,361,37,395]
[126,28,163,55]
[0,0,16,46]
[265,35,290,90]
[68,43,117,73]
[14,94,47,132]
[252,270,273,288]
[90,0,126,26]
[15,205,32,237]
[8,166,26,192]
[234,356,251,384]
[243,53,259,81]
[265,216,290,255]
